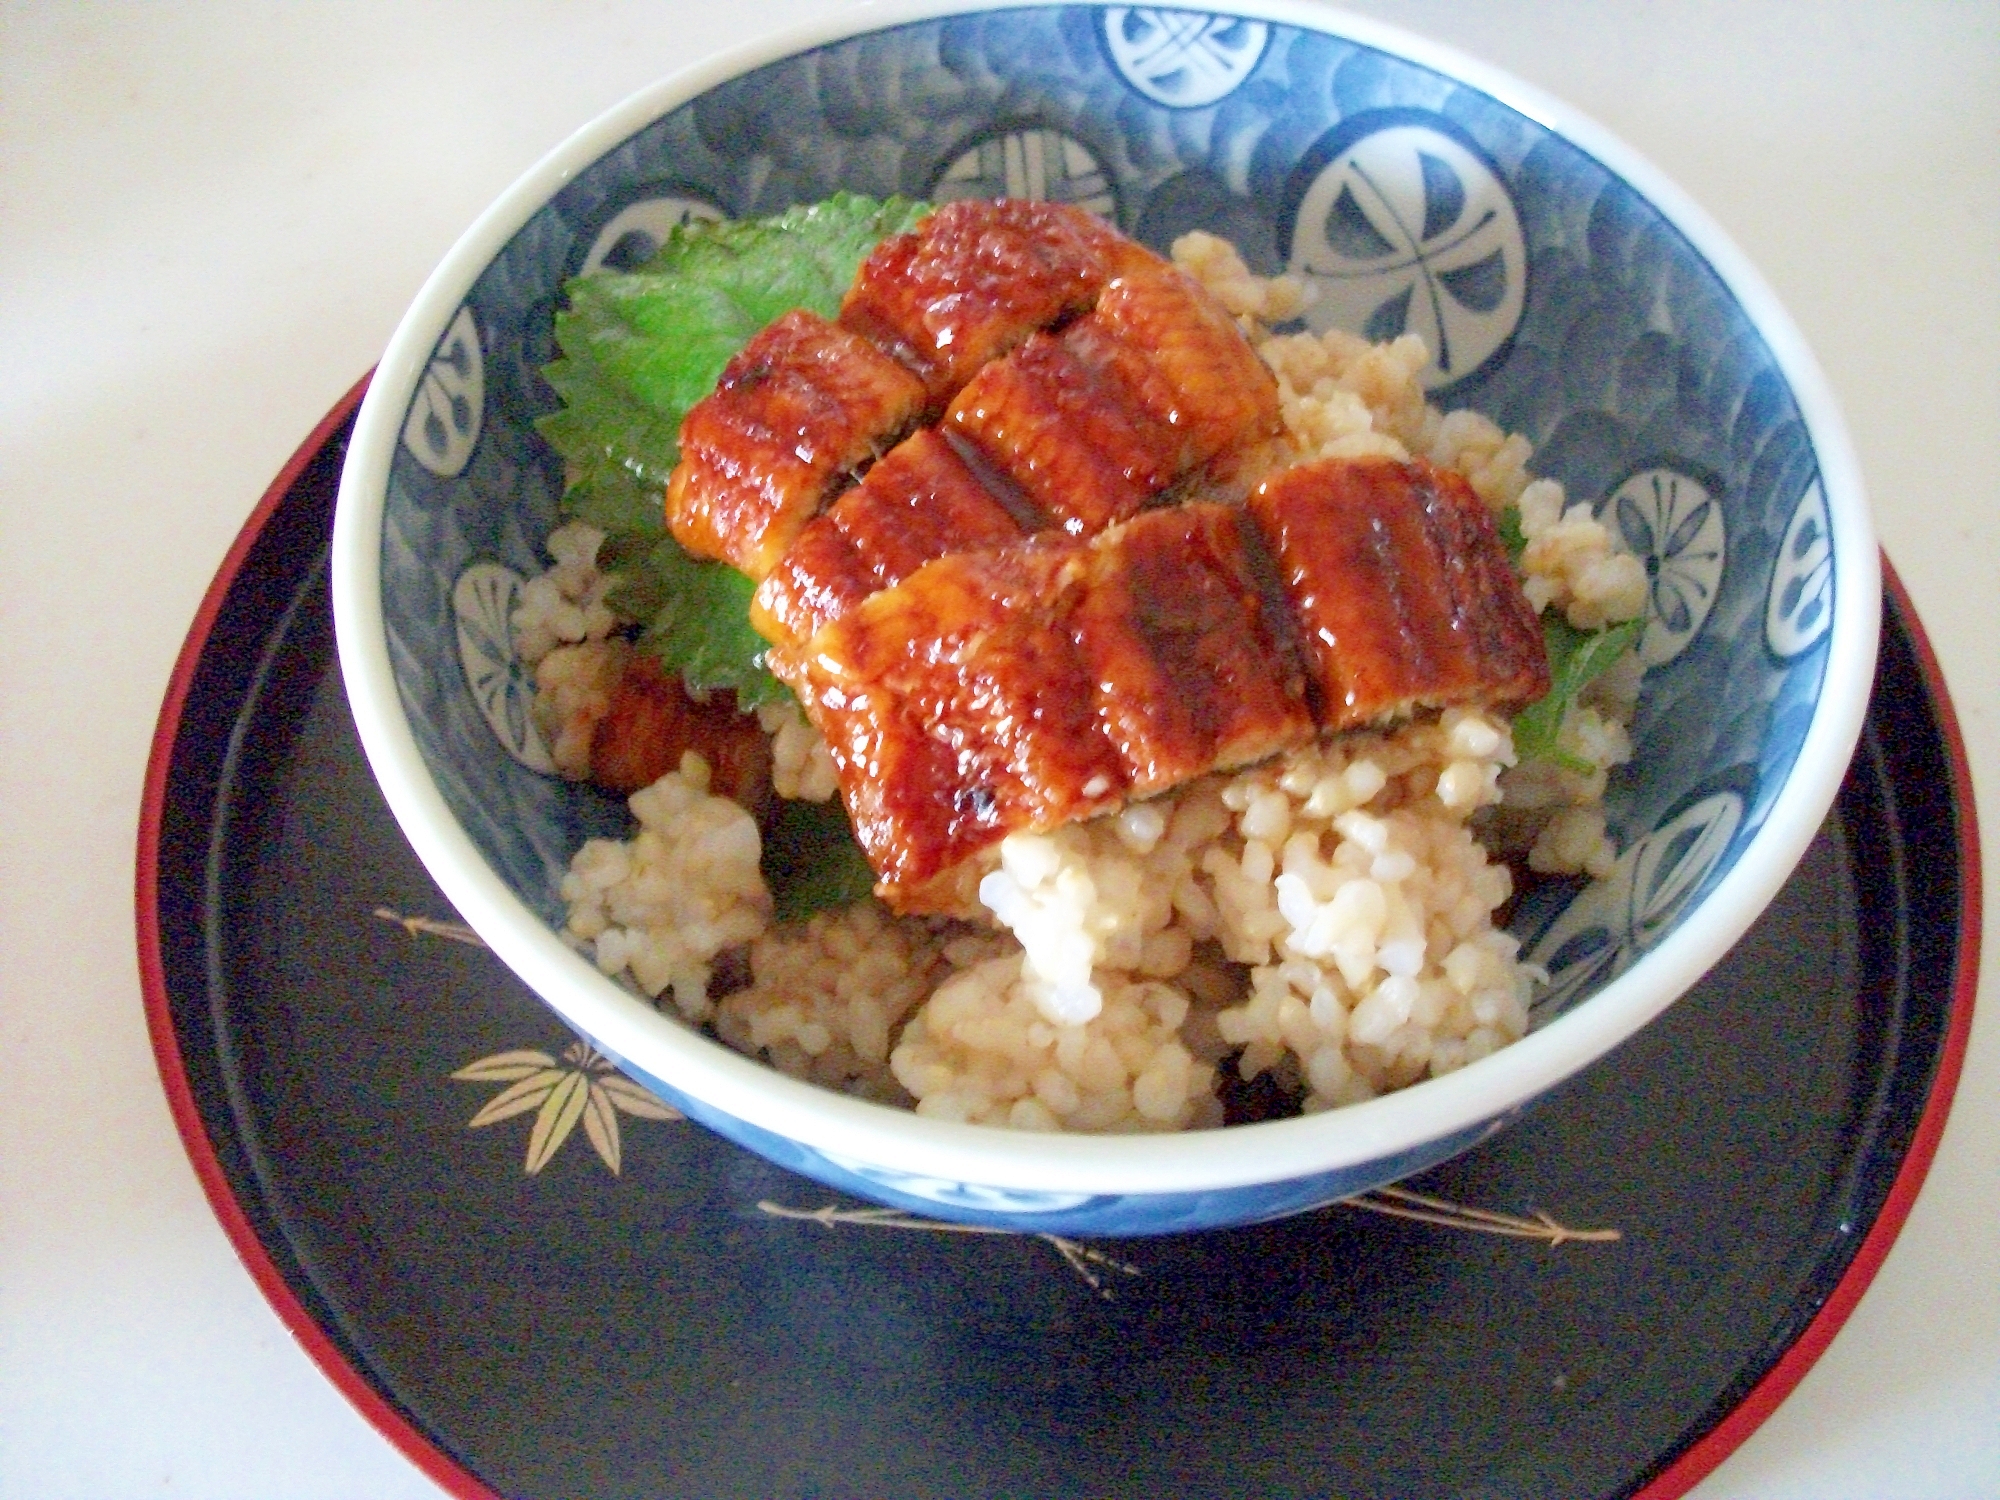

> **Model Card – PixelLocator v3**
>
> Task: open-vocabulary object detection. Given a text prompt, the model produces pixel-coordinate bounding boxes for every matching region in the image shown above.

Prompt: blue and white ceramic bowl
[333,0,1876,1236]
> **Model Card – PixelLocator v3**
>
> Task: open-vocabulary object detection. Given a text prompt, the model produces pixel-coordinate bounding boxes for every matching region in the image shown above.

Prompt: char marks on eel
[768,538,1125,913]
[1249,458,1549,731]
[750,428,1027,647]
[667,309,927,577]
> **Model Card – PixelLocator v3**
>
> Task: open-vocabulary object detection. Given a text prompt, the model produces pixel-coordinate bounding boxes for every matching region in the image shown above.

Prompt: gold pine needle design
[758,1188,1619,1296]
[451,1039,681,1176]
[757,1201,1143,1298]
[373,906,484,946]
[1342,1185,1621,1245]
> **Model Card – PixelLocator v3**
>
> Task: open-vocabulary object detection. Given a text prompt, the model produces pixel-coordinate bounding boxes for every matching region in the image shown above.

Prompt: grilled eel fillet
[671,199,1282,600]
[838,197,1135,409]
[658,200,1546,912]
[1250,458,1550,732]
[767,501,1314,911]
[668,200,1124,576]
[943,250,1284,536]
[769,458,1549,913]
[666,310,929,577]
[748,427,1026,645]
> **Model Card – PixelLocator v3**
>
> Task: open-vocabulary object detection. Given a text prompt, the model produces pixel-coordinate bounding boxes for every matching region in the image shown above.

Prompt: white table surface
[3,2,1994,1495]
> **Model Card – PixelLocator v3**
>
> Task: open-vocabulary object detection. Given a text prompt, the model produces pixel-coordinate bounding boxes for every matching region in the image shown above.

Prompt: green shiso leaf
[1495,503,1528,563]
[556,465,668,540]
[536,193,931,707]
[613,537,790,711]
[764,797,880,924]
[539,192,931,497]
[1512,615,1643,771]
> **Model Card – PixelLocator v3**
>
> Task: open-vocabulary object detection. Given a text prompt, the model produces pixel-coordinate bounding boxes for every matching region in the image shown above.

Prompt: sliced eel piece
[1069,504,1315,796]
[586,653,773,812]
[945,255,1285,535]
[749,428,1028,646]
[837,427,1032,582]
[747,514,878,647]
[666,309,927,577]
[946,330,1185,535]
[766,537,1124,912]
[837,199,1130,408]
[1070,255,1283,467]
[772,504,1313,909]
[1247,457,1550,731]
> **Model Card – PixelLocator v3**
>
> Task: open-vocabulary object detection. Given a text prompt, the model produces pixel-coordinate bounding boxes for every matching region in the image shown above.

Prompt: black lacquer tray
[139,385,1980,1500]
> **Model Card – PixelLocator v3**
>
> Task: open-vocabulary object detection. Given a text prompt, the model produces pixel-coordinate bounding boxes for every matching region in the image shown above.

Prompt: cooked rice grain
[974,709,1525,1113]
[532,636,627,779]
[561,752,770,1023]
[512,520,619,665]
[1516,482,1650,629]
[755,698,840,802]
[890,956,1224,1132]
[715,902,946,1100]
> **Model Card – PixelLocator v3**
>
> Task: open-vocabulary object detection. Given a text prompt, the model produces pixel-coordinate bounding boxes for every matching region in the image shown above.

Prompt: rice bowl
[519,222,1650,1135]
[332,0,1876,1233]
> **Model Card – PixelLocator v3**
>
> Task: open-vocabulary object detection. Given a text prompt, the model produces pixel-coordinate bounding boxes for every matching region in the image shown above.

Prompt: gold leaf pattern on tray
[373,906,484,946]
[382,906,686,1176]
[525,1069,591,1174]
[451,1048,561,1081]
[451,1037,685,1176]
[462,1069,566,1127]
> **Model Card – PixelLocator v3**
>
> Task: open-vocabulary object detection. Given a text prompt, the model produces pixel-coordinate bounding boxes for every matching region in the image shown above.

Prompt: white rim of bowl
[333,0,1878,1199]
